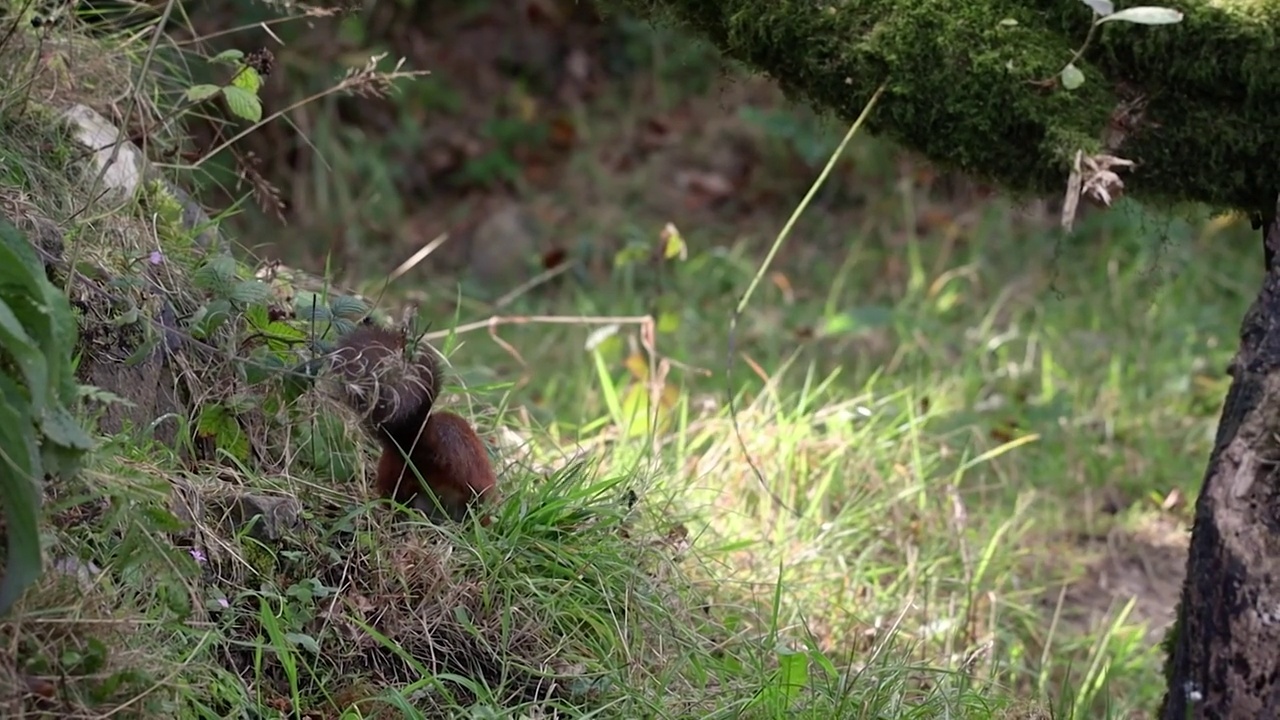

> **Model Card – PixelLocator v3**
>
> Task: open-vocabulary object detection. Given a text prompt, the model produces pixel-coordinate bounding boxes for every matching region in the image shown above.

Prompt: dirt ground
[1047,499,1188,644]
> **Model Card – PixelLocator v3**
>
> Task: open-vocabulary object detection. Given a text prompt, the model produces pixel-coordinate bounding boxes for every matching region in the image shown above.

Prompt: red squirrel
[330,325,496,524]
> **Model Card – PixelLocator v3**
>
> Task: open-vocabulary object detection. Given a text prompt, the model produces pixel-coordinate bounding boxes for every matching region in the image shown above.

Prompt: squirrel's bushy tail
[330,325,442,449]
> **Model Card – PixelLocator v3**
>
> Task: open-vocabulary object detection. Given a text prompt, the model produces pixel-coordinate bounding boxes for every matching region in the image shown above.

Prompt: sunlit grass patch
[435,187,1254,717]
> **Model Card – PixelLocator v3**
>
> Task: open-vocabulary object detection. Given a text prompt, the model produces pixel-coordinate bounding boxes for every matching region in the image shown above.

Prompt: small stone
[467,201,541,285]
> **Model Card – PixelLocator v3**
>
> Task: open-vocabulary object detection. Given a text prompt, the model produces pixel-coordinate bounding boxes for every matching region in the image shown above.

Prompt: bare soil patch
[1052,512,1188,643]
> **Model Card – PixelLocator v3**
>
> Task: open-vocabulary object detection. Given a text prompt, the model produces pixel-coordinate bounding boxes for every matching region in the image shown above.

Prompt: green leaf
[196,404,249,462]
[267,321,307,341]
[4,294,61,375]
[0,298,48,415]
[264,322,307,353]
[244,304,270,330]
[0,218,90,485]
[296,415,357,481]
[286,632,321,654]
[0,218,50,285]
[329,295,370,320]
[230,280,271,306]
[337,16,366,45]
[294,294,332,325]
[0,375,43,617]
[119,331,157,369]
[222,86,262,123]
[110,305,140,326]
[280,358,322,403]
[39,405,95,451]
[242,348,286,385]
[774,648,809,706]
[192,254,238,296]
[231,66,263,95]
[330,317,357,337]
[185,84,222,102]
[821,305,895,337]
[191,298,234,338]
[613,242,650,268]
[1061,63,1085,90]
[209,49,244,64]
[661,222,687,260]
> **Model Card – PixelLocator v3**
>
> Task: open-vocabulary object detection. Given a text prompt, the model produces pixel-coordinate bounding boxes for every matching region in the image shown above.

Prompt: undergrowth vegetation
[0,1,1258,719]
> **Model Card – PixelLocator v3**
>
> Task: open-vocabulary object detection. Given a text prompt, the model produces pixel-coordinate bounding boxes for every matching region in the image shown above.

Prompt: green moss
[239,540,279,578]
[142,180,186,236]
[139,179,204,266]
[605,0,1280,213]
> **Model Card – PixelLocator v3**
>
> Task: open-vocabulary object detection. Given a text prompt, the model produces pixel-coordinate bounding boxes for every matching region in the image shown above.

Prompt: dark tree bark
[1161,204,1280,718]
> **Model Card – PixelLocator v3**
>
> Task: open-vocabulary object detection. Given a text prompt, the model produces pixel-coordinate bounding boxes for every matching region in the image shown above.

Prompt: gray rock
[218,492,303,544]
[59,103,226,251]
[468,201,541,285]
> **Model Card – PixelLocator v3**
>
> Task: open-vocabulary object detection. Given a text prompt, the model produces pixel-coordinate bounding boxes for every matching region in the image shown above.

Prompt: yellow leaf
[513,87,538,122]
[660,222,687,260]
[618,381,678,438]
[232,66,263,94]
[624,352,649,382]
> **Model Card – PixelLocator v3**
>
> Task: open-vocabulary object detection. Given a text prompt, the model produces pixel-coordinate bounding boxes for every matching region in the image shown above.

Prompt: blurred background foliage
[162,0,911,287]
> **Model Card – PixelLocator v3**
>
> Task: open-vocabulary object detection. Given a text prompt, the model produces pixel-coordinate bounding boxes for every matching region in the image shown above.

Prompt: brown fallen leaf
[676,169,735,209]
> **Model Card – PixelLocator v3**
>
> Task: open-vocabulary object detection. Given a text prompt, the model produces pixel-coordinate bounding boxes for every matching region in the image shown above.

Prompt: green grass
[0,2,1260,719]
[422,189,1245,719]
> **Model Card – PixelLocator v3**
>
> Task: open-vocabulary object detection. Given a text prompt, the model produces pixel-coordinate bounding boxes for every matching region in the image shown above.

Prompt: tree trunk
[1162,205,1280,718]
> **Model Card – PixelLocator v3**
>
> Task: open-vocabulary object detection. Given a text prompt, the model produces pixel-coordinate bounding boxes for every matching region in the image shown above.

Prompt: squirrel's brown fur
[330,325,495,523]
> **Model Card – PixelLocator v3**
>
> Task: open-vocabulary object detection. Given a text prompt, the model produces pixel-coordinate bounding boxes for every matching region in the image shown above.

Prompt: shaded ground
[1056,514,1188,643]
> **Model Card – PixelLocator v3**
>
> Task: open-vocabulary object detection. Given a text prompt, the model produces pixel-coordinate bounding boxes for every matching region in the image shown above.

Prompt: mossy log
[1158,210,1280,717]
[601,0,1280,213]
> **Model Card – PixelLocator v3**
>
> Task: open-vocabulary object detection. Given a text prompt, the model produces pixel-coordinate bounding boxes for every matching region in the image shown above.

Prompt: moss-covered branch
[600,0,1280,212]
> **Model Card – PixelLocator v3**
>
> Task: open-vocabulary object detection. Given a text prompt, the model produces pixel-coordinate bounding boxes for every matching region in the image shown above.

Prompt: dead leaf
[624,352,650,381]
[1081,153,1134,207]
[24,675,56,699]
[564,47,591,83]
[916,207,958,235]
[639,116,679,151]
[523,0,564,25]
[676,169,734,208]
[770,271,794,303]
[541,246,568,269]
[1063,150,1134,231]
[549,115,577,150]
